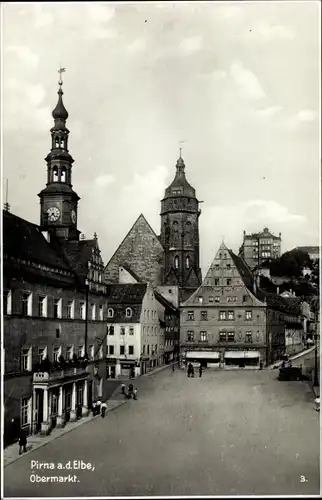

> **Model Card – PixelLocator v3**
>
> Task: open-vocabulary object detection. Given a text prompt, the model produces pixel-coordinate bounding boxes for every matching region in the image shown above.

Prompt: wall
[140,287,165,366]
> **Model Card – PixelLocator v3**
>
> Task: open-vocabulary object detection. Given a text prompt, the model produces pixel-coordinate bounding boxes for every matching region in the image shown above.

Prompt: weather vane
[58,67,66,86]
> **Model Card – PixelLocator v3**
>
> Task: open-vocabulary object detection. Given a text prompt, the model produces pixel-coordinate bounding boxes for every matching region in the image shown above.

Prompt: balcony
[33,366,88,385]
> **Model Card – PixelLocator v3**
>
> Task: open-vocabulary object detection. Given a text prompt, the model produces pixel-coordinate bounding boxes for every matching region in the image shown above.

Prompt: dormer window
[126,307,132,318]
[107,308,114,318]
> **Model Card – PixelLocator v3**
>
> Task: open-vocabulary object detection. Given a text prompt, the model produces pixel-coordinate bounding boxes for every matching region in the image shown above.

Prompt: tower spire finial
[58,67,66,87]
[52,67,68,121]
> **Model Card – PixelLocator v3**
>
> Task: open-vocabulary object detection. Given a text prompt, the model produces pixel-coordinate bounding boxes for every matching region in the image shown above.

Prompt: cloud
[127,38,146,53]
[86,4,115,24]
[230,62,265,100]
[179,36,203,54]
[216,5,243,19]
[26,84,46,107]
[213,70,227,81]
[87,27,118,40]
[94,174,116,187]
[297,110,317,122]
[254,23,295,40]
[257,106,282,118]
[32,5,54,27]
[6,45,39,68]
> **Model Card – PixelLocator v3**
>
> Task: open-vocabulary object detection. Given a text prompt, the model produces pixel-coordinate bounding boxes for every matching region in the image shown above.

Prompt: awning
[225,351,260,359]
[186,351,220,360]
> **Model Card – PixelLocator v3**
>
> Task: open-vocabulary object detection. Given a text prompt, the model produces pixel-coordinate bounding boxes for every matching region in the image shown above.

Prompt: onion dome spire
[52,68,69,122]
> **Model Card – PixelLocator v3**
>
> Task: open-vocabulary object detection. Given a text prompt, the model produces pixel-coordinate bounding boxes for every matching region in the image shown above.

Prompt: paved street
[4,367,320,497]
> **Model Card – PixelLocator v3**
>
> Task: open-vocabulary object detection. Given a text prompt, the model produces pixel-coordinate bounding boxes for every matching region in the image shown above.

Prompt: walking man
[96,398,102,416]
[121,383,125,395]
[18,429,27,455]
[199,364,203,378]
[101,401,107,418]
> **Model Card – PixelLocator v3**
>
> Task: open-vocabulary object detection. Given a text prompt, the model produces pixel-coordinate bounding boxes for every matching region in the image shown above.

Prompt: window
[88,345,94,360]
[67,300,75,319]
[147,310,150,319]
[120,327,125,335]
[147,345,150,355]
[245,311,252,320]
[52,346,61,362]
[107,308,114,318]
[228,311,234,320]
[227,332,235,342]
[129,327,134,335]
[91,304,96,320]
[142,345,146,355]
[53,298,62,319]
[38,296,47,317]
[201,311,208,321]
[219,332,226,342]
[214,296,220,303]
[126,307,132,318]
[78,345,84,358]
[21,292,32,316]
[186,256,190,268]
[200,331,207,342]
[198,297,203,304]
[188,311,194,321]
[226,279,232,286]
[120,345,125,355]
[219,311,226,320]
[99,305,104,320]
[214,279,219,286]
[3,290,12,315]
[21,397,31,427]
[21,348,31,371]
[129,345,134,355]
[38,347,46,363]
[109,345,114,355]
[226,264,231,269]
[209,296,214,303]
[187,331,194,341]
[174,256,179,269]
[245,331,252,343]
[79,301,85,320]
[215,264,219,269]
[109,325,114,335]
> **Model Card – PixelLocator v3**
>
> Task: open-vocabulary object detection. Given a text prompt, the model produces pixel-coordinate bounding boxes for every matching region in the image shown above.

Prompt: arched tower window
[52,166,59,182]
[186,256,190,268]
[174,256,179,269]
[61,167,66,183]
[55,136,60,148]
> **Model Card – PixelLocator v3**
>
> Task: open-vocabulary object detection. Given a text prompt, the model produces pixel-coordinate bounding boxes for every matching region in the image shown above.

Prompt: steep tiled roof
[3,211,70,271]
[106,284,147,304]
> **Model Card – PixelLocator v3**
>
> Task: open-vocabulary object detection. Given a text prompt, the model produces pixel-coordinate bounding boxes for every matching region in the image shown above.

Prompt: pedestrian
[96,399,101,416]
[172,364,175,372]
[192,367,195,378]
[121,383,125,395]
[92,401,97,416]
[18,429,27,455]
[101,401,107,418]
[133,388,138,400]
[199,365,202,378]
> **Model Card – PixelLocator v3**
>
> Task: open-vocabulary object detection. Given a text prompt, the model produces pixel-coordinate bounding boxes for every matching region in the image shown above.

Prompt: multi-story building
[239,227,281,270]
[105,283,178,377]
[180,242,303,369]
[104,153,202,304]
[3,78,107,447]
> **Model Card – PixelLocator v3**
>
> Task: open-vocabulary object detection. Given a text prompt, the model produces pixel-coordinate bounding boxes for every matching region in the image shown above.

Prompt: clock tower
[38,70,80,241]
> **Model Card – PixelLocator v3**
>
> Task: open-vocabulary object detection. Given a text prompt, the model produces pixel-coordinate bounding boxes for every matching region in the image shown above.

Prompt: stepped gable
[104,214,164,286]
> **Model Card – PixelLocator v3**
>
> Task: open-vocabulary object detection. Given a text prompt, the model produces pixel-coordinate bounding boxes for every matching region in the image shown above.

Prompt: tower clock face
[71,210,77,224]
[47,206,60,222]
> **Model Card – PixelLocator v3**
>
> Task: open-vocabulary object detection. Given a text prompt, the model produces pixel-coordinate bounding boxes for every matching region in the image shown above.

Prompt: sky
[2,1,321,276]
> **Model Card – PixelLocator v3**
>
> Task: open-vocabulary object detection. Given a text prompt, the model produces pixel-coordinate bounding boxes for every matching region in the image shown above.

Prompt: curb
[4,401,127,468]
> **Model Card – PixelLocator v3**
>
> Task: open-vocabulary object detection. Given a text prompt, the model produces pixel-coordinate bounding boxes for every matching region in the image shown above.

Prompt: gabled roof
[106,284,147,304]
[3,211,71,272]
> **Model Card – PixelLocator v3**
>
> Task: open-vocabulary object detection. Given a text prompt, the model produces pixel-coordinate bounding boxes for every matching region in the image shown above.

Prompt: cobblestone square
[4,367,320,497]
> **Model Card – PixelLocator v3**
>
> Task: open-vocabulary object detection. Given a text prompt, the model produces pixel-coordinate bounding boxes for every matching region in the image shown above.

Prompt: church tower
[38,71,80,241]
[160,152,202,301]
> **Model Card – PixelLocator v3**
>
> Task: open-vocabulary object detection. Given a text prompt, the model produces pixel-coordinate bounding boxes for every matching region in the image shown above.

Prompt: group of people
[92,399,108,418]
[187,363,203,378]
[121,383,138,400]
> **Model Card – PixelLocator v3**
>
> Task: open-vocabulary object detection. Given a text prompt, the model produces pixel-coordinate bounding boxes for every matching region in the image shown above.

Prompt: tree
[268,250,313,278]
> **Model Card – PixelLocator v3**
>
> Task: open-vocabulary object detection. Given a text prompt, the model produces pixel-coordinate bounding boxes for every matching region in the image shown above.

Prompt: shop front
[120,361,135,378]
[186,351,220,368]
[224,350,260,368]
[106,358,117,379]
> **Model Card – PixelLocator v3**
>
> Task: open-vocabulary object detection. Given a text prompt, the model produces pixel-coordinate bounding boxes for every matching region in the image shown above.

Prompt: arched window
[107,308,114,318]
[186,256,190,268]
[126,307,132,318]
[61,167,66,183]
[174,256,179,269]
[53,166,59,182]
[55,136,60,148]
